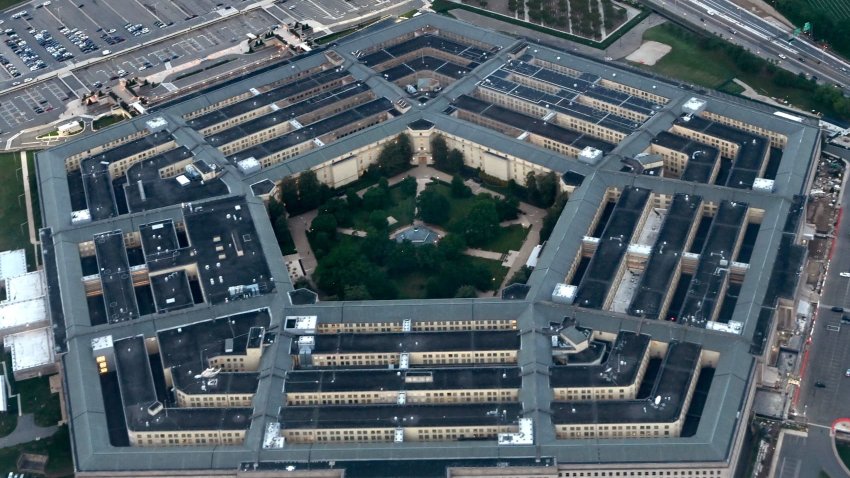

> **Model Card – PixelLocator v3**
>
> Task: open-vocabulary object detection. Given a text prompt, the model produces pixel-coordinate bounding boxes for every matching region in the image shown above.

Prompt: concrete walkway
[0,414,57,448]
[286,209,318,278]
[19,151,39,268]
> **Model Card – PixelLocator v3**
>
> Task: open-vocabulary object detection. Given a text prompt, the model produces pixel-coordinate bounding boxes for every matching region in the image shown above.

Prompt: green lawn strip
[461,256,508,290]
[92,114,125,130]
[478,224,528,254]
[0,426,73,477]
[400,9,419,18]
[0,153,35,269]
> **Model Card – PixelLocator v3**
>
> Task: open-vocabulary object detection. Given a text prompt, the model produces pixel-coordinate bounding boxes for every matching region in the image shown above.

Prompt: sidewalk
[0,414,57,448]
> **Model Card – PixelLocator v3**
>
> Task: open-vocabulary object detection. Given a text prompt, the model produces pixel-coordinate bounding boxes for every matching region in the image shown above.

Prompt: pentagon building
[35,13,818,478]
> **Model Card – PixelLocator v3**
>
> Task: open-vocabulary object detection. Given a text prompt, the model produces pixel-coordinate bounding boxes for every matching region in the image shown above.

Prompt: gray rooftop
[34,11,821,477]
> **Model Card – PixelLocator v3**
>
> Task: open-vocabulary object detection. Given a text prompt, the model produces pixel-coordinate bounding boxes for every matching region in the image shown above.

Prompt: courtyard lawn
[478,224,528,254]
[464,256,508,290]
[426,182,528,253]
[351,184,416,232]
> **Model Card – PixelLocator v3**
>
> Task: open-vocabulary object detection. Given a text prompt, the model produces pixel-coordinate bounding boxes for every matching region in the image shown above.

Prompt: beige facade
[129,429,246,447]
[316,319,517,334]
[304,350,518,368]
[283,424,516,444]
[286,388,519,406]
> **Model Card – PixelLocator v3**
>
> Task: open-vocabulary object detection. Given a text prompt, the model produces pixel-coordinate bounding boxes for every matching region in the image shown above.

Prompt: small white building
[57,120,83,136]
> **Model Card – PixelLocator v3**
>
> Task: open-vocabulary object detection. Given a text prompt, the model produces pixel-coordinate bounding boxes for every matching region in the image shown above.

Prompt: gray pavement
[773,426,850,478]
[0,413,58,448]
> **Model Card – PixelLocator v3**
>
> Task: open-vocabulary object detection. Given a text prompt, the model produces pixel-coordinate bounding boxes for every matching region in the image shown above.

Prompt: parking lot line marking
[130,0,165,24]
[94,0,129,24]
[305,0,337,19]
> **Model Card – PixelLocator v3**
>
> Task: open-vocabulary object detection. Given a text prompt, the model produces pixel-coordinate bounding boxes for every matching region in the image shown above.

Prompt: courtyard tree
[459,200,499,247]
[417,189,450,225]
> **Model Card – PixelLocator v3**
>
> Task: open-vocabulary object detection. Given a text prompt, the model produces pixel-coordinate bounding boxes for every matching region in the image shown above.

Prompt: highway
[643,0,850,95]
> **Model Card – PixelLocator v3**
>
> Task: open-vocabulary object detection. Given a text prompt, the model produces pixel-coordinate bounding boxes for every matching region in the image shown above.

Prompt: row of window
[558,469,722,477]
[317,319,517,334]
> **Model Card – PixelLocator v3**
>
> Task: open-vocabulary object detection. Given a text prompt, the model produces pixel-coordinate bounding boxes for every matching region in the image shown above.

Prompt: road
[771,160,850,476]
[644,0,850,94]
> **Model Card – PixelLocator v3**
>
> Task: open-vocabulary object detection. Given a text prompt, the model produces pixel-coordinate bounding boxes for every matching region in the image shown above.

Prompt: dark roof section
[628,194,702,319]
[113,336,159,427]
[122,147,230,213]
[40,228,67,353]
[149,270,194,314]
[300,330,520,355]
[453,95,615,154]
[380,55,472,82]
[482,64,642,134]
[94,230,140,323]
[549,331,650,388]
[651,132,720,183]
[125,406,253,432]
[138,220,180,261]
[283,367,522,393]
[179,197,275,304]
[552,341,702,425]
[575,187,650,309]
[674,115,769,189]
[360,33,493,68]
[677,200,748,326]
[408,118,434,130]
[187,69,352,131]
[288,288,318,305]
[206,82,372,146]
[250,179,276,197]
[79,132,175,221]
[227,98,395,165]
[173,371,259,396]
[157,309,271,370]
[280,403,523,430]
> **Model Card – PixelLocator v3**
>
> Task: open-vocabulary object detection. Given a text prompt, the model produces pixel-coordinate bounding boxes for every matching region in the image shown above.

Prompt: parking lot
[72,8,278,89]
[0,0,424,147]
[0,0,254,86]
[266,0,402,23]
[0,77,73,132]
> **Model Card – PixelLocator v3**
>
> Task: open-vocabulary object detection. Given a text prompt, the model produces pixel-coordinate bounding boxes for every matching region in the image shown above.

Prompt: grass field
[478,224,528,253]
[0,152,37,270]
[638,23,826,113]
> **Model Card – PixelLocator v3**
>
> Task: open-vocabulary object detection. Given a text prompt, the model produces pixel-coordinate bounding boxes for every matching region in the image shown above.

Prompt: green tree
[438,234,467,259]
[361,234,394,265]
[447,149,465,173]
[363,186,390,211]
[399,176,417,197]
[417,189,450,224]
[298,170,325,210]
[375,133,414,177]
[345,187,362,210]
[450,175,472,198]
[459,200,499,247]
[280,177,299,211]
[368,210,389,231]
[495,196,519,221]
[415,244,443,271]
[387,241,418,275]
[310,213,338,237]
[454,285,477,298]
[431,135,449,170]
